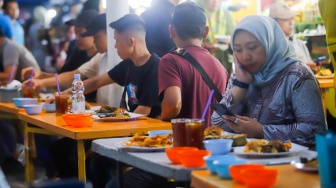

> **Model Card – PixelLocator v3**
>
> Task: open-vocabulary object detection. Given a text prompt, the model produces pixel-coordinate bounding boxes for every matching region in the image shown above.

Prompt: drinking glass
[185,119,205,149]
[22,84,34,98]
[55,94,69,116]
[171,119,191,147]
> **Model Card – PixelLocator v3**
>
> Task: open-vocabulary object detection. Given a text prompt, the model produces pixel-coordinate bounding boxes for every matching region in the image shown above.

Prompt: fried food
[244,139,291,153]
[204,126,247,146]
[96,104,118,113]
[112,108,130,117]
[221,134,247,147]
[317,68,332,76]
[204,126,225,139]
[124,133,173,148]
[300,157,318,168]
[85,101,91,110]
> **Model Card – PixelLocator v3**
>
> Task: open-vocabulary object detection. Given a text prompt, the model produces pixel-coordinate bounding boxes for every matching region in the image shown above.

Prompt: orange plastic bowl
[241,168,278,188]
[179,150,211,168]
[165,147,198,164]
[62,113,92,127]
[229,164,265,184]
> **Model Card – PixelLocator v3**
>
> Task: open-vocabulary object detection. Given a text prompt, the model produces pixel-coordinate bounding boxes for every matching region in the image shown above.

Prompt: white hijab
[230,15,298,86]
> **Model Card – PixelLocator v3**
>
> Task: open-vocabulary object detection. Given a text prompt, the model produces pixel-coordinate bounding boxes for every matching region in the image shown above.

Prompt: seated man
[67,14,162,188]
[106,2,229,188]
[0,25,40,169]
[22,13,122,106]
[22,10,99,102]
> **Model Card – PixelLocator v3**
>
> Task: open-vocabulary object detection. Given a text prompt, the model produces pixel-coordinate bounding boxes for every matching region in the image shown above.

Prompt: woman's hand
[233,53,253,84]
[223,115,263,138]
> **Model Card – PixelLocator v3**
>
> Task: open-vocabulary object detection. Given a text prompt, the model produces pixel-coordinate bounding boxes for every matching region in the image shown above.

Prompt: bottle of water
[71,74,85,114]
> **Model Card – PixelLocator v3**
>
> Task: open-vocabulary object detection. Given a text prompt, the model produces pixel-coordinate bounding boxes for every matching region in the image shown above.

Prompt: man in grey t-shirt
[0,26,39,168]
[0,27,39,82]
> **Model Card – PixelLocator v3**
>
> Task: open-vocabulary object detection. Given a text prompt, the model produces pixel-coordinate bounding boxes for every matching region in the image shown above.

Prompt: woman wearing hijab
[211,15,326,147]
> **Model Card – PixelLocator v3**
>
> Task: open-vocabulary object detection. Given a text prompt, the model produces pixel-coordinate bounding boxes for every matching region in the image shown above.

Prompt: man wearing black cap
[159,2,228,125]
[22,13,122,106]
[21,10,99,102]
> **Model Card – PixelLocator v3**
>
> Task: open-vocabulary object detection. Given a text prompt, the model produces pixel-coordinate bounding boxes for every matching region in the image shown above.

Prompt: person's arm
[0,64,17,81]
[82,73,114,94]
[21,67,53,80]
[161,86,181,121]
[133,106,151,116]
[23,70,82,89]
[263,77,326,146]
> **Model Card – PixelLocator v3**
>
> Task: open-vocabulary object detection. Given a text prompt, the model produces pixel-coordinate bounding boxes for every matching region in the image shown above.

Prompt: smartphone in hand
[211,103,236,116]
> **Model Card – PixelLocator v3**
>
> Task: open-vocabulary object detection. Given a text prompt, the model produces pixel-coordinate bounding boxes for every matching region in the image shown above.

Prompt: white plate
[290,161,318,172]
[115,141,171,152]
[315,74,334,79]
[92,112,145,121]
[233,143,308,158]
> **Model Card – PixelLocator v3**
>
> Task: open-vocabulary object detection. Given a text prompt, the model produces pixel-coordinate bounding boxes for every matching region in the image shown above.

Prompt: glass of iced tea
[55,93,69,116]
[185,119,205,149]
[21,84,35,98]
[171,119,191,147]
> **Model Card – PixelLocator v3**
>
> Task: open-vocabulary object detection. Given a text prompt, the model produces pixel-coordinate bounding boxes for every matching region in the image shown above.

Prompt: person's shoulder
[4,39,20,50]
[285,61,314,78]
[150,53,161,63]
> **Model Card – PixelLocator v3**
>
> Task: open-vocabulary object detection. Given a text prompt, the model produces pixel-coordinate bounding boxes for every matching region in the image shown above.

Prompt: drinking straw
[9,64,16,82]
[29,68,34,87]
[55,74,61,96]
[201,90,214,121]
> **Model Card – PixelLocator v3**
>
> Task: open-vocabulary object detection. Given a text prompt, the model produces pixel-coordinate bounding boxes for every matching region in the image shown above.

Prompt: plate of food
[92,112,145,121]
[115,133,173,152]
[233,139,308,157]
[291,158,318,172]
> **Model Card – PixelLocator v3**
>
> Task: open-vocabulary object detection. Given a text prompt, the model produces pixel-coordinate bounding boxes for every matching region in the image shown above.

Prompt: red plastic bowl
[179,150,211,168]
[165,147,198,164]
[241,168,278,188]
[62,113,92,127]
[229,164,265,183]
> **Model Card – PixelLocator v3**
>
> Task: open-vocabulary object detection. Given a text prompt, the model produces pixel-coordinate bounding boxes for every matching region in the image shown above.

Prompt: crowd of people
[0,0,331,187]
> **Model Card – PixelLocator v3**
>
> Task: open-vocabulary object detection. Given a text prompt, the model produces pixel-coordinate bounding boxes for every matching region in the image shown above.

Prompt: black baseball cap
[65,10,99,27]
[171,2,206,39]
[81,13,107,37]
[109,14,145,33]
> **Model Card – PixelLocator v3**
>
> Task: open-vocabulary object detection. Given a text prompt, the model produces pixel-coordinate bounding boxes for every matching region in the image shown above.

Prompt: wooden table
[317,77,334,115]
[191,165,320,188]
[0,102,171,183]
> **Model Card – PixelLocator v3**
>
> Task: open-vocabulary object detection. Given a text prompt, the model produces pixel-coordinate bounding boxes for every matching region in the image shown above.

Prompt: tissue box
[0,88,21,102]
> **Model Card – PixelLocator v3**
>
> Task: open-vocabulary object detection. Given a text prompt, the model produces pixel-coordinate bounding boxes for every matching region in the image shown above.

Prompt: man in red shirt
[159,1,228,126]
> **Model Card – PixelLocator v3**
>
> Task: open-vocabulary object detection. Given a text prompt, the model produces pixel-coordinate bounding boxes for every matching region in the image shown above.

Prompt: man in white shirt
[23,13,123,106]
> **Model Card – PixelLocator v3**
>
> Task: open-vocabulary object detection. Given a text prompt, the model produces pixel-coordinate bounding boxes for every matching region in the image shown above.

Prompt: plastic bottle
[71,74,85,113]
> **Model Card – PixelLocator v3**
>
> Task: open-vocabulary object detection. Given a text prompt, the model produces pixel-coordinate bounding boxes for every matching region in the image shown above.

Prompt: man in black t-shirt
[84,14,163,188]
[81,14,161,118]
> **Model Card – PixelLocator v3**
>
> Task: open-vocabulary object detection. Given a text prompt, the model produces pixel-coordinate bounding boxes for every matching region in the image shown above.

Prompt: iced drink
[55,94,68,116]
[185,119,205,149]
[171,119,191,147]
[22,84,34,98]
